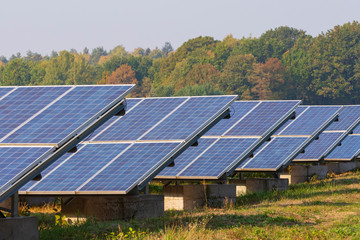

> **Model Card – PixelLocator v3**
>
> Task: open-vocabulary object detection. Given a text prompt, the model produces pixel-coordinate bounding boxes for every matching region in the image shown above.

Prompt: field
[23,170,360,239]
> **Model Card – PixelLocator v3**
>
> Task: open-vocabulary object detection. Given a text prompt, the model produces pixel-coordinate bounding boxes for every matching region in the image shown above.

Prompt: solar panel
[238,137,308,170]
[225,101,299,136]
[277,106,341,136]
[155,100,300,179]
[325,135,360,161]
[294,132,345,161]
[236,106,341,171]
[22,96,237,195]
[294,105,360,162]
[0,85,135,203]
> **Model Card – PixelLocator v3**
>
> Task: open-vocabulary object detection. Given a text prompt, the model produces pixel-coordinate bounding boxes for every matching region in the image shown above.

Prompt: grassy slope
[25,170,360,239]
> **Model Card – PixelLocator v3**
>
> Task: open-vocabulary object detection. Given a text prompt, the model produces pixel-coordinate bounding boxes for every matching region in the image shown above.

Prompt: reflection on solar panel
[236,106,341,172]
[325,135,360,161]
[157,100,300,179]
[22,96,237,195]
[294,106,360,162]
[0,85,135,203]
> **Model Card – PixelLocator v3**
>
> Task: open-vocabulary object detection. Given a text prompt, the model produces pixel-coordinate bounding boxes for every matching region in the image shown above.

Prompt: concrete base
[0,217,38,240]
[19,196,56,207]
[327,162,358,174]
[163,184,236,210]
[61,195,164,221]
[230,178,289,196]
[280,165,328,184]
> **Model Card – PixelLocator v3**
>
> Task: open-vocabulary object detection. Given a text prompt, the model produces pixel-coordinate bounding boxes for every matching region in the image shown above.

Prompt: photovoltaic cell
[325,106,360,131]
[0,87,16,98]
[238,137,308,170]
[178,138,259,177]
[93,98,187,141]
[0,87,71,140]
[89,98,143,138]
[158,138,217,177]
[29,143,131,192]
[325,135,360,160]
[78,143,179,193]
[274,107,308,134]
[0,147,53,188]
[225,101,299,136]
[278,106,339,136]
[294,132,344,160]
[141,96,236,140]
[204,101,259,136]
[3,86,131,144]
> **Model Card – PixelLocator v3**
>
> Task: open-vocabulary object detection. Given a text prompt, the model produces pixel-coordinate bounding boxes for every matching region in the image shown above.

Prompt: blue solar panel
[158,138,217,177]
[325,106,360,131]
[78,142,179,193]
[89,98,144,139]
[204,101,259,136]
[278,106,340,136]
[3,86,132,144]
[237,137,308,170]
[178,138,259,177]
[0,87,16,99]
[141,96,236,140]
[274,107,308,134]
[93,98,187,141]
[225,101,299,136]
[0,87,71,140]
[29,143,131,192]
[294,132,344,160]
[325,135,360,160]
[0,147,53,189]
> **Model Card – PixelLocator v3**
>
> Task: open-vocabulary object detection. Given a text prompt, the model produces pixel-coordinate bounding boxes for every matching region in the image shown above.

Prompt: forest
[0,21,359,104]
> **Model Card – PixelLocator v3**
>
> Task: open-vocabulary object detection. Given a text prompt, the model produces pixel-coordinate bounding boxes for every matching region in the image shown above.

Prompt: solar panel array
[235,106,341,171]
[0,85,135,203]
[22,96,237,195]
[156,100,300,179]
[294,106,360,162]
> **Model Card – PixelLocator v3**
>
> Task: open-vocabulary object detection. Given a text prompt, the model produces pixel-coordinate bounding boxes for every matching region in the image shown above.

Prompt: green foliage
[2,22,360,104]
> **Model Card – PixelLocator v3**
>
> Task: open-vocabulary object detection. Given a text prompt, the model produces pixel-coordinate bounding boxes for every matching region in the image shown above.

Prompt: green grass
[21,170,360,239]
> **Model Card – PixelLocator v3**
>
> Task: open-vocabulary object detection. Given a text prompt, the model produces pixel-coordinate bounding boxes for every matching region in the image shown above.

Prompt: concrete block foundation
[163,184,236,210]
[327,162,358,174]
[0,217,38,240]
[230,178,289,196]
[61,194,164,221]
[280,165,328,184]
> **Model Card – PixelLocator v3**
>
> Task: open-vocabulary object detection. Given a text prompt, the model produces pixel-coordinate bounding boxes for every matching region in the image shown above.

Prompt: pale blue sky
[0,0,359,58]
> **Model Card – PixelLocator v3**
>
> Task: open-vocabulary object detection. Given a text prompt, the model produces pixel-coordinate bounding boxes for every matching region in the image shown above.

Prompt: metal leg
[11,193,19,217]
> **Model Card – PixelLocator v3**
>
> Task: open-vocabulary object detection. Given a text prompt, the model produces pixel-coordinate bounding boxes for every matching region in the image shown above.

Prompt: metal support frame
[11,193,19,217]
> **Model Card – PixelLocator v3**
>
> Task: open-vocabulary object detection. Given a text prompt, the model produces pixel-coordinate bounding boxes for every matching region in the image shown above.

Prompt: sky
[0,0,359,58]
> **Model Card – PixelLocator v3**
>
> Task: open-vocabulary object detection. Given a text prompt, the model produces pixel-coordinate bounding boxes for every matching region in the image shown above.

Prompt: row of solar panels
[2,85,360,203]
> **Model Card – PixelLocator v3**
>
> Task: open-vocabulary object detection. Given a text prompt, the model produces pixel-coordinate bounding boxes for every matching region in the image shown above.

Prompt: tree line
[0,21,359,104]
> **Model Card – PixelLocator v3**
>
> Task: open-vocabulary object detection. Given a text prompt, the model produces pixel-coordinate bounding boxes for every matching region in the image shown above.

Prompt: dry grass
[17,170,360,239]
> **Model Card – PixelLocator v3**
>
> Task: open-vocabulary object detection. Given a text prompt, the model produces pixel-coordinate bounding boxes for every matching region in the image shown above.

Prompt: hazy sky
[1,0,359,58]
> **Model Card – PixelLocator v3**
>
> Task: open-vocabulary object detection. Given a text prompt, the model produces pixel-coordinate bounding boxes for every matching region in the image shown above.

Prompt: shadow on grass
[280,200,353,207]
[205,213,303,229]
[236,177,360,206]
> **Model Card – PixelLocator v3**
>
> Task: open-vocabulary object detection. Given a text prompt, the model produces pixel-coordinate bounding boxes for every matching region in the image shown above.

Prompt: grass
[16,170,360,239]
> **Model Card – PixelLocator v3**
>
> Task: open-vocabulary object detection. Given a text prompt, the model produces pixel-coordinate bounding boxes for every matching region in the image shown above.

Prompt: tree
[218,54,256,98]
[248,58,285,99]
[0,58,32,85]
[89,47,107,65]
[107,64,138,85]
[162,42,173,57]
